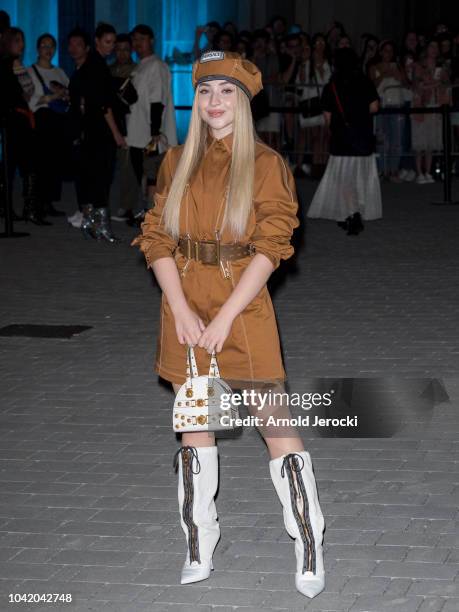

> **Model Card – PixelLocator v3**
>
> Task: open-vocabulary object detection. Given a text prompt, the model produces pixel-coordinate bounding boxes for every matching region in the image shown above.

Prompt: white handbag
[173,347,239,432]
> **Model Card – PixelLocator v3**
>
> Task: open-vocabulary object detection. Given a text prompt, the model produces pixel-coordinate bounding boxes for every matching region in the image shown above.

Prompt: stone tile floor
[0,179,458,611]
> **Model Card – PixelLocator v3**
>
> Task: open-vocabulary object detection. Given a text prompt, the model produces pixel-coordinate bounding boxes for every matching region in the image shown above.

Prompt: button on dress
[132,130,299,386]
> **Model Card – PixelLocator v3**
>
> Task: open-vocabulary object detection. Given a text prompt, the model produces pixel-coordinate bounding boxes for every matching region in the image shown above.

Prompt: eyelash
[199,88,234,94]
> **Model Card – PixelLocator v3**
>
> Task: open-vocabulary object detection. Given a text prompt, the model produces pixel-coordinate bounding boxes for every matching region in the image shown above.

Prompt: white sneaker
[67,210,83,227]
[399,169,408,180]
[416,174,427,184]
[424,173,435,183]
[405,169,416,182]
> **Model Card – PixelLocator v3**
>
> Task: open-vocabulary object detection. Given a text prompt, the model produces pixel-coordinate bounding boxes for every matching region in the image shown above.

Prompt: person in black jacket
[68,24,125,242]
[308,48,382,235]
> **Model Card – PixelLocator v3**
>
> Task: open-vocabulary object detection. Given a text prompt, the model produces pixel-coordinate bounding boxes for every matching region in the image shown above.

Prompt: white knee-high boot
[174,445,221,584]
[269,451,325,598]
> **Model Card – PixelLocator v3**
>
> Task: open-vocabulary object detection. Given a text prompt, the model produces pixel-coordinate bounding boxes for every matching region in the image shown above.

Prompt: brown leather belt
[178,236,255,265]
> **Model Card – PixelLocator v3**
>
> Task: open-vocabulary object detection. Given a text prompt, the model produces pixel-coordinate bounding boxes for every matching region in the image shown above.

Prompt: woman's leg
[415,152,423,175]
[244,383,325,598]
[171,383,219,585]
[425,151,433,175]
[296,127,307,170]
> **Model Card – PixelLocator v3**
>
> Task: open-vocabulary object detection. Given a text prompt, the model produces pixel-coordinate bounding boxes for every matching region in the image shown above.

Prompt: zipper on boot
[281,453,316,574]
[174,446,201,564]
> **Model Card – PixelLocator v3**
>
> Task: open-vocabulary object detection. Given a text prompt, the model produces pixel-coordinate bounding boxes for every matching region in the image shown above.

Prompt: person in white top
[369,40,405,182]
[27,33,70,217]
[126,23,177,220]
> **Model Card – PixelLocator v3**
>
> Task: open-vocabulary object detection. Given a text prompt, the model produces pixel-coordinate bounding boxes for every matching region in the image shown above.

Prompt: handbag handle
[186,346,221,389]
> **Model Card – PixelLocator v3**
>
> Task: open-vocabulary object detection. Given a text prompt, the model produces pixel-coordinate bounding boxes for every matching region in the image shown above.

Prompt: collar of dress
[205,128,233,154]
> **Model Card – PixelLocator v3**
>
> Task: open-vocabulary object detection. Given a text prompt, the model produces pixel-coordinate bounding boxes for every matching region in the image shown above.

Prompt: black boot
[347,213,364,236]
[22,174,52,226]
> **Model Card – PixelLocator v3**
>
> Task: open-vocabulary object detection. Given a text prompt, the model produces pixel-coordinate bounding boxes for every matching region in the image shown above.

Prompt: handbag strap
[186,346,199,385]
[186,346,221,388]
[209,352,220,378]
[32,64,51,96]
[312,71,321,98]
[331,81,349,126]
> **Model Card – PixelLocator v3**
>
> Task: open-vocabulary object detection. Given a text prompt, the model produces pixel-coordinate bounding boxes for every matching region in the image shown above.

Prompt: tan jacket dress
[132,130,299,386]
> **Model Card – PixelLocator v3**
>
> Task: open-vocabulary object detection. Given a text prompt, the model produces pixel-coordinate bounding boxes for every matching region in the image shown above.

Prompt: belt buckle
[199,239,218,265]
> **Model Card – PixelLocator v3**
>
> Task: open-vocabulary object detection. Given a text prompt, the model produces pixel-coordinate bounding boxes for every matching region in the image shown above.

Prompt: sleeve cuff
[252,247,280,270]
[144,248,176,269]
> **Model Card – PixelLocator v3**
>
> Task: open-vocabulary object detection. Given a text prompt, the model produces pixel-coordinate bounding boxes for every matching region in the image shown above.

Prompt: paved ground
[0,177,458,611]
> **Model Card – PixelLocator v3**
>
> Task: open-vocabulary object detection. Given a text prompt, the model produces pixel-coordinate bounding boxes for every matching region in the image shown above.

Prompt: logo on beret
[200,51,225,63]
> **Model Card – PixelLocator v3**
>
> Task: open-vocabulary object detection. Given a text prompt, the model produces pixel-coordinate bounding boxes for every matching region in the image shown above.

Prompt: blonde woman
[132,52,326,599]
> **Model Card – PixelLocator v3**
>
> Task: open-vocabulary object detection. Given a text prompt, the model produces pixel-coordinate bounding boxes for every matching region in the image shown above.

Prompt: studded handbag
[173,347,239,432]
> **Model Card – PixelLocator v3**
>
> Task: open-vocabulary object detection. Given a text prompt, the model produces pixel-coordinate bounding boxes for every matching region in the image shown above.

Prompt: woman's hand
[174,306,206,347]
[197,313,233,354]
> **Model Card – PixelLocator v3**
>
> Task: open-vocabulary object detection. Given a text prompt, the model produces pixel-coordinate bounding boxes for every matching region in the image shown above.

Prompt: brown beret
[192,51,263,100]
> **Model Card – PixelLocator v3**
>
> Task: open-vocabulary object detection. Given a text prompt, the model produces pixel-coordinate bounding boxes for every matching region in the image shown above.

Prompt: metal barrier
[175,92,459,205]
[2,82,459,237]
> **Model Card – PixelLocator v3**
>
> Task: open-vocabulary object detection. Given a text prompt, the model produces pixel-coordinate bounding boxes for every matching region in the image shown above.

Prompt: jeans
[376,110,403,174]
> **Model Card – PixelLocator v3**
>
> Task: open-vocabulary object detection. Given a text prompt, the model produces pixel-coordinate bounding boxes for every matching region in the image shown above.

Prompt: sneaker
[398,169,408,180]
[405,169,416,182]
[424,173,435,184]
[67,210,83,227]
[301,163,312,176]
[416,174,427,184]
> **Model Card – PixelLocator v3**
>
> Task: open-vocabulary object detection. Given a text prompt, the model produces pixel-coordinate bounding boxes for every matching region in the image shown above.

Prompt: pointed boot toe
[295,571,325,598]
[180,559,214,584]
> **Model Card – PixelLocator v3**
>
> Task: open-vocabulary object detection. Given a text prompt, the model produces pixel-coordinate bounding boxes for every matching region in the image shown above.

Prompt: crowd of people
[1,9,459,240]
[194,17,458,183]
[0,10,176,241]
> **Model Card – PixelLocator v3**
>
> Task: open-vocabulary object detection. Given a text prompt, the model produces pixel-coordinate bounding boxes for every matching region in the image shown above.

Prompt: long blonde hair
[163,86,257,240]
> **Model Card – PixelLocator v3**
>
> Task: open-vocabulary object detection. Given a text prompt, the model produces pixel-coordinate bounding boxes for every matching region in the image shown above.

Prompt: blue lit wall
[2,0,59,65]
[1,0,240,142]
